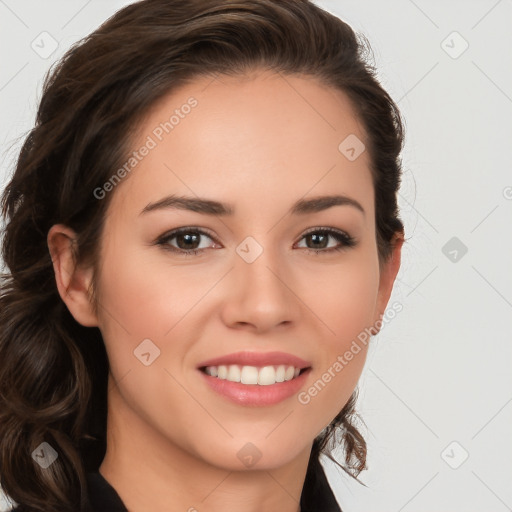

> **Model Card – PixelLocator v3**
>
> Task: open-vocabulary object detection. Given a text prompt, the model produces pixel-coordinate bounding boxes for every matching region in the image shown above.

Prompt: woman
[0,0,405,510]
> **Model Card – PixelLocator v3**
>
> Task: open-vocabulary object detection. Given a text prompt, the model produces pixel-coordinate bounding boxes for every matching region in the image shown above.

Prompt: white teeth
[203,364,303,385]
[240,366,259,384]
[284,366,295,381]
[217,365,228,379]
[204,366,218,377]
[258,366,276,386]
[227,365,241,382]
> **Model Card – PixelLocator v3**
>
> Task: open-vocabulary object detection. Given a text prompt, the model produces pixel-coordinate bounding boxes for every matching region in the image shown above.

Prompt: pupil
[179,233,199,249]
[309,233,327,249]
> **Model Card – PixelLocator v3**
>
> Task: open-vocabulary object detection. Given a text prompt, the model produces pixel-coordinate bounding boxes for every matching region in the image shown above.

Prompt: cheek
[302,255,379,392]
[307,253,380,346]
[96,243,196,339]
[93,247,201,439]
[94,241,221,392]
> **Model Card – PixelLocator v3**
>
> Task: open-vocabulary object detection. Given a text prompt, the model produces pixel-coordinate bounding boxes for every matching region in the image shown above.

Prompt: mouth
[199,364,310,386]
[197,364,312,406]
[196,351,312,405]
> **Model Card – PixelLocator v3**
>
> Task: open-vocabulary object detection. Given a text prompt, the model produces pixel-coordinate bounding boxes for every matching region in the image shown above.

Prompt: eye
[155,226,356,257]
[296,227,356,255]
[156,227,217,256]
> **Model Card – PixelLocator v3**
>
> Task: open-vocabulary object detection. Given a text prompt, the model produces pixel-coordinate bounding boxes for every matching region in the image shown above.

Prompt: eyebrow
[140,194,365,217]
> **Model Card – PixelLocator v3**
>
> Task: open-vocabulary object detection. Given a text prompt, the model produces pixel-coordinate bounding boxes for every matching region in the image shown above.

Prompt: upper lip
[197,351,311,369]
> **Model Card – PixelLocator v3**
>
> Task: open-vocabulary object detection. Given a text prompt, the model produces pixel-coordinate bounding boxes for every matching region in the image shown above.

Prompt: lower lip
[198,368,311,406]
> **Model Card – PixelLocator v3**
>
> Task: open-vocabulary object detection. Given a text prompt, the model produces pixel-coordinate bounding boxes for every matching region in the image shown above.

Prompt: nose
[219,241,300,332]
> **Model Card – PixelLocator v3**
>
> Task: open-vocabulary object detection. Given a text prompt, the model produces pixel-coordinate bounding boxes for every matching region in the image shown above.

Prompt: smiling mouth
[199,364,310,386]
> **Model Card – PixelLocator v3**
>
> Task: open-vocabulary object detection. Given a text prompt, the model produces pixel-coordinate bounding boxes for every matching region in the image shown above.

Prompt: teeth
[217,365,228,379]
[241,366,258,384]
[227,365,241,382]
[285,365,295,380]
[203,364,303,385]
[258,366,276,385]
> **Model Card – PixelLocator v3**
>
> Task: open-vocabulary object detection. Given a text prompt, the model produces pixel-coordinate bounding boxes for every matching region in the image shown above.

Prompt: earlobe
[47,224,99,327]
[371,232,404,335]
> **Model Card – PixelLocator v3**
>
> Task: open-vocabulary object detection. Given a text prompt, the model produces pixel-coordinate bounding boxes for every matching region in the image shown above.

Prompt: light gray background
[1,1,511,511]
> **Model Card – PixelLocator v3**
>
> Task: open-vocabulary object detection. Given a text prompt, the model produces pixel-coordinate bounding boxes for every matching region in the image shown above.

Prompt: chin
[191,436,311,472]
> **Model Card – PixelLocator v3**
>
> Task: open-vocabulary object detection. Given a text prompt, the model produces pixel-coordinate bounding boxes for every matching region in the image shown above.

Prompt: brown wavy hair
[0,0,405,510]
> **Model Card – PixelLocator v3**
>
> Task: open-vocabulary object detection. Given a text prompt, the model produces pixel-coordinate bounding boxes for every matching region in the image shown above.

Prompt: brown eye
[174,232,202,250]
[297,228,356,254]
[157,228,217,256]
[304,232,329,249]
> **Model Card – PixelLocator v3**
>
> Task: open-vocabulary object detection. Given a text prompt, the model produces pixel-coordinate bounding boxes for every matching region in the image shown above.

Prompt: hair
[0,0,405,510]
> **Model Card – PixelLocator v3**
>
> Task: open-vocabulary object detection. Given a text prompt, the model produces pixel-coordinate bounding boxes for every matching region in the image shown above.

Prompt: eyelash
[155,226,356,257]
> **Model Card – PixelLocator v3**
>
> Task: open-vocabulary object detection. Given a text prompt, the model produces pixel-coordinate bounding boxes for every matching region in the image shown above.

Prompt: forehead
[107,69,374,221]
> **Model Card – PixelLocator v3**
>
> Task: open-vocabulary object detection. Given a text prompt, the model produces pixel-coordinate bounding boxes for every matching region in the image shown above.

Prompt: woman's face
[77,70,401,470]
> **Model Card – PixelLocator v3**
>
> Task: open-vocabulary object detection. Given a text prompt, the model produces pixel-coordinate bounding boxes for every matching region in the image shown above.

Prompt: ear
[47,224,99,327]
[371,232,404,335]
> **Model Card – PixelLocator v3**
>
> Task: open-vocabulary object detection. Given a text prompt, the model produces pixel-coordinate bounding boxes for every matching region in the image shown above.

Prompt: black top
[85,459,342,512]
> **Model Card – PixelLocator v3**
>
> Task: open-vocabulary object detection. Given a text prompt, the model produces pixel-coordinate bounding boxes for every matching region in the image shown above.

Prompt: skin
[48,69,403,512]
